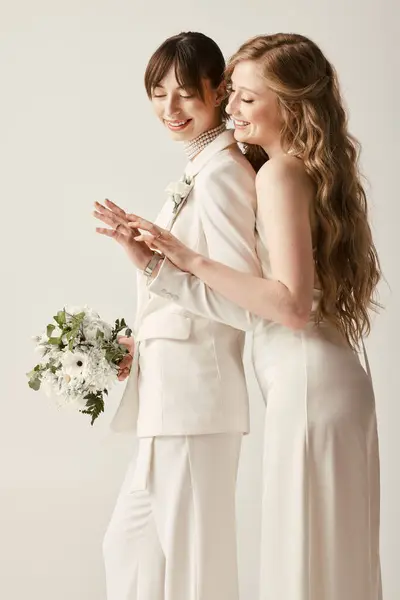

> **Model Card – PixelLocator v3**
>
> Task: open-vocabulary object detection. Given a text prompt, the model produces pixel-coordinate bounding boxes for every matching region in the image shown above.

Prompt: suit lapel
[134,129,237,331]
[134,180,194,331]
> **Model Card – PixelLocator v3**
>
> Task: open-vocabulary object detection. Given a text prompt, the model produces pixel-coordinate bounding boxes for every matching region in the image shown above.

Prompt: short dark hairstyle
[144,32,227,118]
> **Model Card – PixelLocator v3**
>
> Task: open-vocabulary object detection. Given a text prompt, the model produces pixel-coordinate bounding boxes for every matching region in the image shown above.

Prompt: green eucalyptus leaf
[28,378,41,391]
[27,368,38,379]
[73,312,85,323]
[54,310,66,326]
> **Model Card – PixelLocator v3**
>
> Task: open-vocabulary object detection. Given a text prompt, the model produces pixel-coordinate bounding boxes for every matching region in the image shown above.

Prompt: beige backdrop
[0,0,398,598]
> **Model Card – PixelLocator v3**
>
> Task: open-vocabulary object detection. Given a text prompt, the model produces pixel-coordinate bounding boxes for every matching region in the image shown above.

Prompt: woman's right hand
[94,200,153,271]
[117,336,135,381]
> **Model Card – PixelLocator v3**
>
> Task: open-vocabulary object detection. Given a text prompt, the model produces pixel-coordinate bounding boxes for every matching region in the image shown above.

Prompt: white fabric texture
[252,320,382,600]
[103,433,242,600]
[111,130,261,436]
[147,168,382,598]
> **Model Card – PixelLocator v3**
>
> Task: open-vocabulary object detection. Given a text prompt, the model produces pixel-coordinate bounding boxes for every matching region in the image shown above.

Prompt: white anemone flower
[61,350,89,378]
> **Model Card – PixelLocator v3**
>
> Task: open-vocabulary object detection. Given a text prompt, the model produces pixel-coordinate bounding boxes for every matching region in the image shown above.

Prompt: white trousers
[103,433,242,600]
[252,320,382,600]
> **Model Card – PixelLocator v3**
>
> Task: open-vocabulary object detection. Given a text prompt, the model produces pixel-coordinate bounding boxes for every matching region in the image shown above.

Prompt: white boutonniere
[165,174,194,214]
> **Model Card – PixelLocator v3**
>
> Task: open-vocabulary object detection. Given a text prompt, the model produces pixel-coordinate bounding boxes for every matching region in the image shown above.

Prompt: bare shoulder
[256,155,314,205]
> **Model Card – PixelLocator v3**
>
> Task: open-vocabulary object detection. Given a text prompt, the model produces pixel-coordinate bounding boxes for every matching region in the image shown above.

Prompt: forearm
[149,258,257,331]
[191,255,310,329]
[148,161,261,330]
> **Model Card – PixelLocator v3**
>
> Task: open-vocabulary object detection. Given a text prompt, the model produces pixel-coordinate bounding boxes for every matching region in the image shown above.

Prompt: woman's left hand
[127,214,199,273]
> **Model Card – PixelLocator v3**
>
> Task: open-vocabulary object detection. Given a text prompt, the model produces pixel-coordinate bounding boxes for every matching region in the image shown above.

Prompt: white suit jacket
[111,130,260,436]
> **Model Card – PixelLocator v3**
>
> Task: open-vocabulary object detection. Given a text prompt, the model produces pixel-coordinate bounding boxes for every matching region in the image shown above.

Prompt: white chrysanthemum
[41,371,59,398]
[83,319,112,343]
[65,305,99,320]
[85,346,118,389]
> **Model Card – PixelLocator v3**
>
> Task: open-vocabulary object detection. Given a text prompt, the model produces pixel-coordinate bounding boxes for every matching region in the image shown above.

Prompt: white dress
[252,219,382,600]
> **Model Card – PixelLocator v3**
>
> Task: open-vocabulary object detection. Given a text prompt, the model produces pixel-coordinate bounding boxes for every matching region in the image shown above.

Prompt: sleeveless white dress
[252,220,382,600]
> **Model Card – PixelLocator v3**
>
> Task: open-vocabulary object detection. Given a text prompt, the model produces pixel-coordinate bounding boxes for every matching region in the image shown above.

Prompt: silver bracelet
[143,252,164,278]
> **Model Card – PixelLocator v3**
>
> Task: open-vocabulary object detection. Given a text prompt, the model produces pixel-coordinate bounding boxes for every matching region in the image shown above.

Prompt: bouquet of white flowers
[27,306,132,425]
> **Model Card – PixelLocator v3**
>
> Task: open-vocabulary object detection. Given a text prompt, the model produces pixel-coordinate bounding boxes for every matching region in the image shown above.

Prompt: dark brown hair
[144,32,228,120]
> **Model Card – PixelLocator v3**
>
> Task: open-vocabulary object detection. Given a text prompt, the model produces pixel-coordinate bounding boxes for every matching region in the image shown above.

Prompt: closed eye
[152,93,194,99]
[227,86,254,104]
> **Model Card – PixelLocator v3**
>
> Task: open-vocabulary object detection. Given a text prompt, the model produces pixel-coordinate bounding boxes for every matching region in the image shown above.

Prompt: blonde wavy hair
[226,33,381,347]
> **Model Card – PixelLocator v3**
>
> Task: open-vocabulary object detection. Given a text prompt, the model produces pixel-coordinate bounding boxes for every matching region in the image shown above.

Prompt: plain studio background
[0,1,398,599]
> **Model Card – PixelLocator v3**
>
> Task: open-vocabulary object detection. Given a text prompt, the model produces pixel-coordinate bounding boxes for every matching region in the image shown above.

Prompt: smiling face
[150,66,223,142]
[226,59,283,152]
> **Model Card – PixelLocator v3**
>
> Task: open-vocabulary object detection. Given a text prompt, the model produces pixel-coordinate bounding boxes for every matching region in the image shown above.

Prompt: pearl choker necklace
[183,123,226,160]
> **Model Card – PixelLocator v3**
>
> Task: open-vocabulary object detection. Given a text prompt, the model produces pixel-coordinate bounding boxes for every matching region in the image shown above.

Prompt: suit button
[160,288,176,300]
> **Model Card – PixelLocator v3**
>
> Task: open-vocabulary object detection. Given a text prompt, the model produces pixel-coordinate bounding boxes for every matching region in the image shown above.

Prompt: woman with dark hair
[129,33,382,600]
[95,32,260,600]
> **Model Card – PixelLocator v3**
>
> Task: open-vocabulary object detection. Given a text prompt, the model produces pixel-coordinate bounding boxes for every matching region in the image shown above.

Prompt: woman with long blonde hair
[126,33,382,599]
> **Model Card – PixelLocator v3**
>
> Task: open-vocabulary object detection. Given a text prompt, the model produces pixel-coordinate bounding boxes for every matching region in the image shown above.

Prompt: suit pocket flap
[136,313,191,342]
